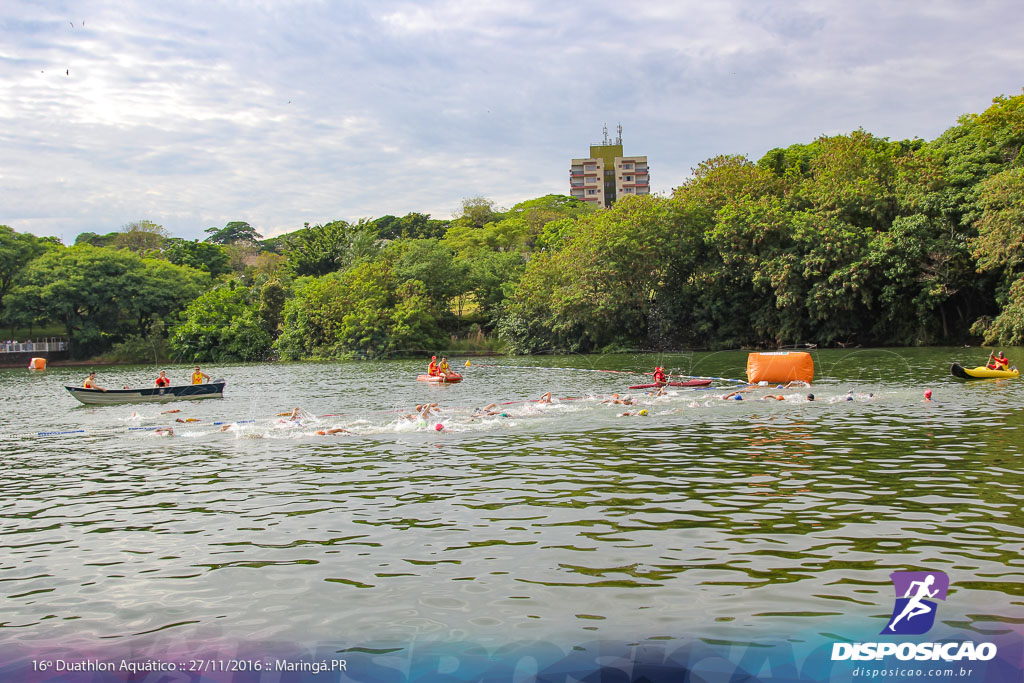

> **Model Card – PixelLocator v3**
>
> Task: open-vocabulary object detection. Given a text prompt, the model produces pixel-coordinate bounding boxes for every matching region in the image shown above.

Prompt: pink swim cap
[435,423,444,431]
[924,389,932,398]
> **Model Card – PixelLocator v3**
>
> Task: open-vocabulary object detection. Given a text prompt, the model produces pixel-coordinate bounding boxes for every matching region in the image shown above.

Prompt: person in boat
[191,366,210,384]
[652,366,667,385]
[987,351,1009,371]
[438,356,451,375]
[155,370,171,387]
[427,356,440,377]
[83,372,106,392]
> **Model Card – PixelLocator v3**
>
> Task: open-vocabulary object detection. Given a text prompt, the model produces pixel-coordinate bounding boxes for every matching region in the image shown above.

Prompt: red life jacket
[156,376,170,387]
[653,369,666,383]
[428,362,439,376]
[994,356,1009,370]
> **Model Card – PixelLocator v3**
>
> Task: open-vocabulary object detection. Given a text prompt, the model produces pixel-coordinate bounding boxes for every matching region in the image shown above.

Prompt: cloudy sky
[2,1,1023,243]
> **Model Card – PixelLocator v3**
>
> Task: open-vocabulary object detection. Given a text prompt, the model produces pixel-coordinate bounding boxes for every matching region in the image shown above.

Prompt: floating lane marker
[37,429,86,436]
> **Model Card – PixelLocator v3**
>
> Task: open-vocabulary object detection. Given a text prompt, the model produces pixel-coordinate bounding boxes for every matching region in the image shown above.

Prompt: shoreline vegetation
[2,89,1024,364]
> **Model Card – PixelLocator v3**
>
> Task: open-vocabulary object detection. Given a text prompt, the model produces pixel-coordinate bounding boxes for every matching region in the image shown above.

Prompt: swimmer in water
[806,393,815,401]
[785,380,810,388]
[175,417,201,423]
[537,392,553,404]
[471,403,503,417]
[401,403,438,421]
[317,428,349,435]
[618,409,649,417]
[760,394,786,401]
[602,394,634,405]
[720,390,751,400]
[154,427,175,436]
[923,389,933,402]
[277,407,306,420]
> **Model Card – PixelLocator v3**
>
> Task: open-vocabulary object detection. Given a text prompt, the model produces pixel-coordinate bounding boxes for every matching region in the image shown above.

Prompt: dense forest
[2,91,1022,362]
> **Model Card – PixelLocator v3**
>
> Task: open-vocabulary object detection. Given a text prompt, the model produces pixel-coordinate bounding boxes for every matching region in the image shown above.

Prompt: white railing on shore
[0,338,68,354]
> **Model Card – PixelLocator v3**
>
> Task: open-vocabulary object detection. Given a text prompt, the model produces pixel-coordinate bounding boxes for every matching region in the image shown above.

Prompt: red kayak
[628,379,712,389]
[417,372,463,383]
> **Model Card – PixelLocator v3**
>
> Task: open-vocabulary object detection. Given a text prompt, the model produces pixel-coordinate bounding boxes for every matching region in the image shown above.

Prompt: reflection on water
[0,349,1021,652]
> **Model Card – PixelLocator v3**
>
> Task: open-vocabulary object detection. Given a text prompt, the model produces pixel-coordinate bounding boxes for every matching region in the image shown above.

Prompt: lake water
[1,348,1022,678]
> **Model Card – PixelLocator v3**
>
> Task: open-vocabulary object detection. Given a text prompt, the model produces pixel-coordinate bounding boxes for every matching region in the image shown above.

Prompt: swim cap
[734,395,743,400]
[500,413,508,417]
[846,396,853,401]
[807,393,814,401]
[924,389,932,398]
[639,409,648,416]
[431,356,436,359]
[435,423,444,431]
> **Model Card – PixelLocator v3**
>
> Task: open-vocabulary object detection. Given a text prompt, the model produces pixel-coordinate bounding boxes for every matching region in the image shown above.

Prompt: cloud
[1,0,1022,243]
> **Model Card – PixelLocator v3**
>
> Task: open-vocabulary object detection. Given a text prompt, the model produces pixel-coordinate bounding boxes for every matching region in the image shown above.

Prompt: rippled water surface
[1,348,1022,653]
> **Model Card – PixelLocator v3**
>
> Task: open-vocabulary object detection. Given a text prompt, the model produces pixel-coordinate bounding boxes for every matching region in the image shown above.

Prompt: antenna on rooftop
[602,124,609,145]
[616,123,622,145]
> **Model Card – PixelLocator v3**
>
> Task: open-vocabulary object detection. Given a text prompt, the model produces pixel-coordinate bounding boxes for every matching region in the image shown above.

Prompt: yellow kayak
[950,363,1019,380]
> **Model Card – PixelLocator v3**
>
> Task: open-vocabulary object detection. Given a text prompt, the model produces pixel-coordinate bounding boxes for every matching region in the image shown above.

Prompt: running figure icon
[882,571,949,635]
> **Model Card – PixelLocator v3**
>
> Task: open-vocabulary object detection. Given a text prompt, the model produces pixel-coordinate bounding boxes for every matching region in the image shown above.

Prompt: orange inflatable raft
[417,372,463,383]
[746,351,814,384]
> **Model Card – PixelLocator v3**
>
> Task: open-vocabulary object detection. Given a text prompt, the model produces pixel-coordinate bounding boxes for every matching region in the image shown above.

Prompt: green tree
[275,262,441,360]
[969,167,1024,343]
[285,220,379,277]
[0,225,48,317]
[130,259,210,338]
[257,279,287,335]
[115,220,168,254]
[389,239,470,315]
[169,285,271,362]
[204,221,262,245]
[8,246,146,357]
[374,213,450,240]
[455,197,502,228]
[74,231,119,247]
[500,195,673,353]
[163,238,231,276]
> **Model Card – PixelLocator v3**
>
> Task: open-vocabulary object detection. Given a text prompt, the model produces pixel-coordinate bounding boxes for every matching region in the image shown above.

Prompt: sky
[2,1,1023,244]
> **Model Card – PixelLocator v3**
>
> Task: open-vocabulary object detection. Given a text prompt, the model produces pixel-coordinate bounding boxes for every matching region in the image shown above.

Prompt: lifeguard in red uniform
[427,356,440,377]
[155,370,171,387]
[652,366,667,385]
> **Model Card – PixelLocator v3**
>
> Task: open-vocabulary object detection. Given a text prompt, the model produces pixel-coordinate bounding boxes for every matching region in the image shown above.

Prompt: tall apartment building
[570,124,650,207]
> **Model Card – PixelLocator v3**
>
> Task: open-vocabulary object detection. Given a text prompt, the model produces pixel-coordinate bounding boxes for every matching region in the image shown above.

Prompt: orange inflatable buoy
[746,352,813,384]
[28,357,47,371]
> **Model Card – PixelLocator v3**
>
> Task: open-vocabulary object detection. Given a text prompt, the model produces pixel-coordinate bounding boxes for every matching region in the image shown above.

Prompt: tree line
[1,89,1022,361]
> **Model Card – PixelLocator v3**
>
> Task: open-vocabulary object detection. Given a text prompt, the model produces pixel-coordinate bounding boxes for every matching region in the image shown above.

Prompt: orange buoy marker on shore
[746,351,814,384]
[28,357,47,371]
